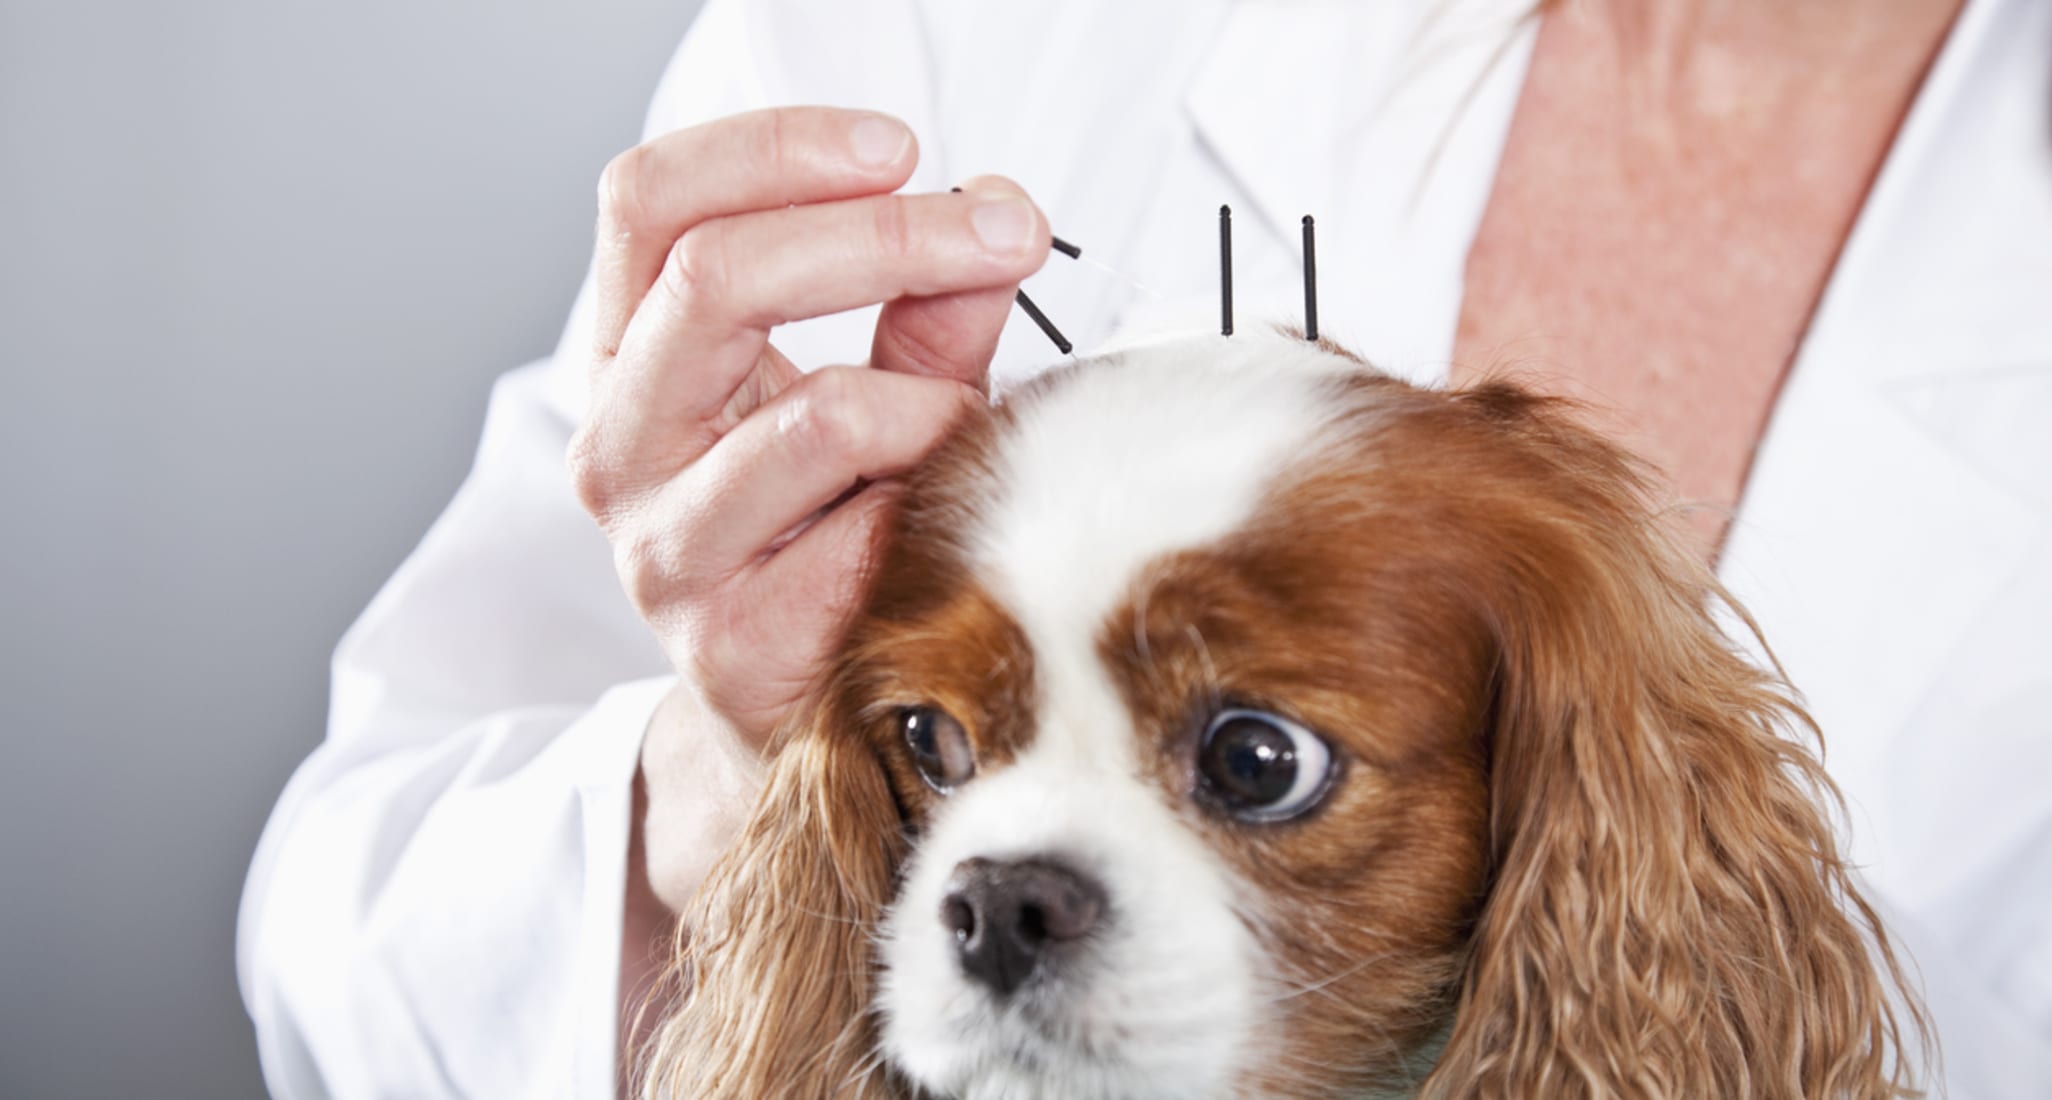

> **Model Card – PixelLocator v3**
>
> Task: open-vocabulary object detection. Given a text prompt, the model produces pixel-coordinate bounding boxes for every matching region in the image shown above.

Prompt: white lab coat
[237,0,2052,1095]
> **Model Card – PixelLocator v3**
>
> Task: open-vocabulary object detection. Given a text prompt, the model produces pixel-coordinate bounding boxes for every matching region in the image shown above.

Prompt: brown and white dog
[640,327,1927,1099]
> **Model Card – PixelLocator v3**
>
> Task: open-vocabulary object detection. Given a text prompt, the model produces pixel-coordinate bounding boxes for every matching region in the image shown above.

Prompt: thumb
[868,176,1047,390]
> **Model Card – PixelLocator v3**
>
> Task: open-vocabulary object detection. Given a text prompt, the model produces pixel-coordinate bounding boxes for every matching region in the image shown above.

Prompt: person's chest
[1450,0,1965,553]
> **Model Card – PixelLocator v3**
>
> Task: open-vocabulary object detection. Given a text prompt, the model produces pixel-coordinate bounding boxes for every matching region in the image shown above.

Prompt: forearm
[638,682,771,914]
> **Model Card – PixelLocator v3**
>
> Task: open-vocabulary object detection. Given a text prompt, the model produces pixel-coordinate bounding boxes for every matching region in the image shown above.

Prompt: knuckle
[781,368,873,461]
[870,194,915,258]
[565,425,617,515]
[596,143,650,230]
[753,107,793,184]
[661,225,728,309]
[612,522,684,619]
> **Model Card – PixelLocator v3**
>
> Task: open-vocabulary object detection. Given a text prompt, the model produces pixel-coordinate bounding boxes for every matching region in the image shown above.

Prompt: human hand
[567,106,1049,909]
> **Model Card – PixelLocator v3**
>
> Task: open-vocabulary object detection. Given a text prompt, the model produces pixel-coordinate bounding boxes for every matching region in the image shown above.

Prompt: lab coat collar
[1716,0,2049,859]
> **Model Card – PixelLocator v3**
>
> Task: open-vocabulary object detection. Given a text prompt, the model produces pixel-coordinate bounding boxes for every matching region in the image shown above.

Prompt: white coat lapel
[1718,0,2051,871]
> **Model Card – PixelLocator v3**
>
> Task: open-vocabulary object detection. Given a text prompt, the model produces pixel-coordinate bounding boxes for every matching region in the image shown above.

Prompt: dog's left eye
[900,706,975,793]
[1197,709,1336,822]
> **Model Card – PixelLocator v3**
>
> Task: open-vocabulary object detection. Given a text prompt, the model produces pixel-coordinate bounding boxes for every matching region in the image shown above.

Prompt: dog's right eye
[1196,708,1337,822]
[901,706,975,793]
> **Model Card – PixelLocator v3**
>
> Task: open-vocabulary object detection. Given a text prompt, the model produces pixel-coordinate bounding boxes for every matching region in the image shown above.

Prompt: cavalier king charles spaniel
[639,327,1927,1099]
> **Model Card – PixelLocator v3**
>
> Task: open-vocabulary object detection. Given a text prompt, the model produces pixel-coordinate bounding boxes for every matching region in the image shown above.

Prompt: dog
[638,326,1927,1099]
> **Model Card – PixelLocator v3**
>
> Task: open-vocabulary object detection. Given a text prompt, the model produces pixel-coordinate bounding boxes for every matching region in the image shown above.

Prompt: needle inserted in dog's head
[1301,215,1319,342]
[1219,204,1235,336]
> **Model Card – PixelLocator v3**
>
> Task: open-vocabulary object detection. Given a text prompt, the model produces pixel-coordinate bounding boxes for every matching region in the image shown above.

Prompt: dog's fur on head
[639,328,1929,1099]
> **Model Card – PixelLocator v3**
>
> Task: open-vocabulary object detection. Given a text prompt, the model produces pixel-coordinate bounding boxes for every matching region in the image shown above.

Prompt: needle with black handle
[1220,204,1234,336]
[1301,214,1318,342]
[953,187,1078,354]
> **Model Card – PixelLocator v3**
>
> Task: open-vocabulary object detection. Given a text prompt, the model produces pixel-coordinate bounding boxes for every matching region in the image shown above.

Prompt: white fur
[877,764,1260,1099]
[878,331,1365,1098]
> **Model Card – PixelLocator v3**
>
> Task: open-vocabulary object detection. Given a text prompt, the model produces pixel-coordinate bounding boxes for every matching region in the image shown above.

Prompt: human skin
[585,0,1964,1080]
[1455,0,1965,554]
[562,105,1051,1073]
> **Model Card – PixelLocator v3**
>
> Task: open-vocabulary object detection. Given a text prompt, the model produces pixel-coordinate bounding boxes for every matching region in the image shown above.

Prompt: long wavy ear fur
[1420,385,1931,1098]
[638,691,909,1099]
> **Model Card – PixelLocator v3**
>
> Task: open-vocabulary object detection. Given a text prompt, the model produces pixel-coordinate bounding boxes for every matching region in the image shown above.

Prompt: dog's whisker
[1261,952,1391,1006]
[1131,572,1158,671]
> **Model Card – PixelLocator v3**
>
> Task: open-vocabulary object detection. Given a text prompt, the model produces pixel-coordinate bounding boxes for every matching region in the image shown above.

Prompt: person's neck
[1561,0,1966,124]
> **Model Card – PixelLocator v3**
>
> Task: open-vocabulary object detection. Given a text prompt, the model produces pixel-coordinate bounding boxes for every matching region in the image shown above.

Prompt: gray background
[0,1,706,1094]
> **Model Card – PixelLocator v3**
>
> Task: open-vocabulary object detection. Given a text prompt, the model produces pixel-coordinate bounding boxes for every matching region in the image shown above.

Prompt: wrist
[637,681,770,913]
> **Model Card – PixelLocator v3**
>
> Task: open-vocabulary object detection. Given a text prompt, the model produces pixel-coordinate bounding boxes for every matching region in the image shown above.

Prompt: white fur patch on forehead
[874,329,1363,1097]
[975,328,1360,657]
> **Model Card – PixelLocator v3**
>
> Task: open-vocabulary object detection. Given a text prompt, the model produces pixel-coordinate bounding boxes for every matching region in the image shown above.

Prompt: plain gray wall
[0,1,706,1094]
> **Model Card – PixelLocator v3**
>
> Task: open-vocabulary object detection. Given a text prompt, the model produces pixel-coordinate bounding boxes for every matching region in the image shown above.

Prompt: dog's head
[646,330,1925,1099]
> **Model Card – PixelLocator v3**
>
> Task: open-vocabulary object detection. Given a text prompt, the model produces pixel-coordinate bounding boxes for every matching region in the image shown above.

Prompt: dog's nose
[941,856,1106,997]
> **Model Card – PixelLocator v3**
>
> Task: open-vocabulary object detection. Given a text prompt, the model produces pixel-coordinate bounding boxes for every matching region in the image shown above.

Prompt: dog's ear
[1420,393,1929,1098]
[639,688,909,1099]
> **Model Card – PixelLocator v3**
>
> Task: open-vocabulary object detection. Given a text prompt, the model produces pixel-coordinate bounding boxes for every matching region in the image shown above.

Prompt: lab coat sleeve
[234,354,672,1099]
[234,1,956,1095]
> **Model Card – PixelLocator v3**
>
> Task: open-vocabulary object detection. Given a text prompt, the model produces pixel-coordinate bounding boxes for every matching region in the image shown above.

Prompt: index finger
[592,106,918,358]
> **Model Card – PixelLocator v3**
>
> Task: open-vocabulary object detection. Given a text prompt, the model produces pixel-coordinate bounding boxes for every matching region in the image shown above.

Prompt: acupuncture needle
[1219,204,1234,336]
[1301,214,1318,342]
[954,187,1076,354]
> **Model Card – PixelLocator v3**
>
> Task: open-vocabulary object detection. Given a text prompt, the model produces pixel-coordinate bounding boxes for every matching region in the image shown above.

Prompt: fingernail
[850,116,909,168]
[971,197,1038,254]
